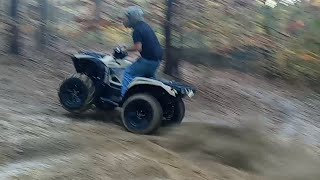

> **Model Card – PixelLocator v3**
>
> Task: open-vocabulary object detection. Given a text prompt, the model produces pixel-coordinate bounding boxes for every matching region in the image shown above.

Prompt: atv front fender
[127,77,177,97]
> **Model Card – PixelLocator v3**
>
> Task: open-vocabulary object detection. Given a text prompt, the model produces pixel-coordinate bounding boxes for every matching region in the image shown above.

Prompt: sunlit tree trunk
[9,0,20,54]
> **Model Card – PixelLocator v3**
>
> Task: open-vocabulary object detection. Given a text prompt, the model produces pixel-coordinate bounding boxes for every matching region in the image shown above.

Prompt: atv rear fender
[71,54,105,82]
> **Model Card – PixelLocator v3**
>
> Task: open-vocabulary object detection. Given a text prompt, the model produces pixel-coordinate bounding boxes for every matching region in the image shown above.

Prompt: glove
[120,45,127,52]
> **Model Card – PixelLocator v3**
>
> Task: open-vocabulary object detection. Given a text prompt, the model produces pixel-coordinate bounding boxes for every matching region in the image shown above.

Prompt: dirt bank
[0,51,320,179]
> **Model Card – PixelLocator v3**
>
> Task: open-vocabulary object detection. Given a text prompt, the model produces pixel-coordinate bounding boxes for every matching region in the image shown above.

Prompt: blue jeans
[121,58,161,97]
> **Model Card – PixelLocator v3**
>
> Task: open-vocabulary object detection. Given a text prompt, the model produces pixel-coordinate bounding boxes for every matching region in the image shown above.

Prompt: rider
[121,6,164,98]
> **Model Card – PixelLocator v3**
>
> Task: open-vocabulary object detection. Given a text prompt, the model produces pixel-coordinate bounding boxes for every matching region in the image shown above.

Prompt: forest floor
[0,50,320,180]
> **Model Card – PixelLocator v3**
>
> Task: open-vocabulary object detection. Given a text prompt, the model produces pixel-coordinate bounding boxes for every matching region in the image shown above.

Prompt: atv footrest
[100,97,121,107]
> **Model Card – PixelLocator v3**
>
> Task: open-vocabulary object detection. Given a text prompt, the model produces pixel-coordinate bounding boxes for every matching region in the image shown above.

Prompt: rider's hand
[120,45,127,51]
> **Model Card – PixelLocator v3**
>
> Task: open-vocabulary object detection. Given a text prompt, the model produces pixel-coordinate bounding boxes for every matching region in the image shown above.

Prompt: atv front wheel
[122,94,163,134]
[58,73,95,113]
[162,98,185,126]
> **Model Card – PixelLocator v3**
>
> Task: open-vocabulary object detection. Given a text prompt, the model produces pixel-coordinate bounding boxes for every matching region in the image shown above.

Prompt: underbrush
[260,53,320,93]
[170,47,320,93]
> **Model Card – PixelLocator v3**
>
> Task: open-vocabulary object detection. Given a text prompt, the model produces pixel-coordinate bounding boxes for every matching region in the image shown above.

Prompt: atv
[58,47,196,134]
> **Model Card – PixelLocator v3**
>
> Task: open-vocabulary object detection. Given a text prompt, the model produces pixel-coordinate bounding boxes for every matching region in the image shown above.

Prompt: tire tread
[122,93,163,134]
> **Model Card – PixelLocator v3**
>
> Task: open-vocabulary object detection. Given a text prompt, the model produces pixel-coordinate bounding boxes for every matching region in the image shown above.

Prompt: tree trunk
[95,0,101,21]
[38,0,48,50]
[164,0,180,78]
[94,0,103,44]
[9,0,20,54]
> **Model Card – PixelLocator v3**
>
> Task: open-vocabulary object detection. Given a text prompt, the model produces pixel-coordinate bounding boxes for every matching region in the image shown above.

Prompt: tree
[74,0,104,32]
[94,0,102,21]
[164,0,180,78]
[9,0,20,54]
[38,0,48,50]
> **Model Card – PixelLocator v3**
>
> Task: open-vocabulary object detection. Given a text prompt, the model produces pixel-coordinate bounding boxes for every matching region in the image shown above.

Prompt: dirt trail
[0,52,320,179]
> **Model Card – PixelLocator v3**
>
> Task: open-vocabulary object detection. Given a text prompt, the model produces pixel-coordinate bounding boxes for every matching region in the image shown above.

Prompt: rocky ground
[0,50,320,180]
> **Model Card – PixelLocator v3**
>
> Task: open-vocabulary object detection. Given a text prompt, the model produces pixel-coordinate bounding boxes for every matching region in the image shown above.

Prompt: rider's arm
[126,30,143,52]
[126,42,142,52]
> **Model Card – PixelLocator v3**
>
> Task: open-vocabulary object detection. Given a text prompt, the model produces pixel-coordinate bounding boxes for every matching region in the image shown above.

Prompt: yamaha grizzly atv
[58,47,196,134]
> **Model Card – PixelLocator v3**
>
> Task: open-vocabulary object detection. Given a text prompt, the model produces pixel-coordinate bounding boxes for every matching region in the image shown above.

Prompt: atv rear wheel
[162,98,185,126]
[58,73,95,113]
[122,94,163,134]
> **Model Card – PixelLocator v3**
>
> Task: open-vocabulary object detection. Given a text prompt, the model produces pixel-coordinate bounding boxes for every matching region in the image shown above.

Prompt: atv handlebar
[113,46,128,59]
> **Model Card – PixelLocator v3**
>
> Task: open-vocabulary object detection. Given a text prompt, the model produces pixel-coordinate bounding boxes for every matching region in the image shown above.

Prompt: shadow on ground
[63,108,123,126]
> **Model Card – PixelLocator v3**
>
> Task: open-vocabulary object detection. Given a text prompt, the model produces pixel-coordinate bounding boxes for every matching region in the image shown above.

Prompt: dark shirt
[132,21,163,61]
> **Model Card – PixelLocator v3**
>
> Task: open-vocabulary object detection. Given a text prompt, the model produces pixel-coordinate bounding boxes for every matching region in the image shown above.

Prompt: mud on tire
[122,94,163,134]
[58,73,95,113]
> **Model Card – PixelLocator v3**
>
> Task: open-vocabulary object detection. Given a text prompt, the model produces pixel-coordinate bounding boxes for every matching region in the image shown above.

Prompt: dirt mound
[0,112,211,180]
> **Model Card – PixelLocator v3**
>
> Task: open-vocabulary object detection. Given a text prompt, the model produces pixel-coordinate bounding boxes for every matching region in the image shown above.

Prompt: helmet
[124,6,144,28]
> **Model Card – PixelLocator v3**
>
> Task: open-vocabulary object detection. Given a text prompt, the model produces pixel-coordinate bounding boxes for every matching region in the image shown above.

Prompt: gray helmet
[124,6,144,28]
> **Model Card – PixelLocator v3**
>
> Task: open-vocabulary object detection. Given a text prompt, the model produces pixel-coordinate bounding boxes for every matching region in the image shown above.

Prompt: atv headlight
[185,89,194,98]
[172,88,178,94]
